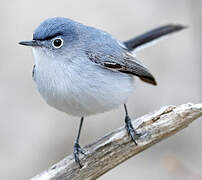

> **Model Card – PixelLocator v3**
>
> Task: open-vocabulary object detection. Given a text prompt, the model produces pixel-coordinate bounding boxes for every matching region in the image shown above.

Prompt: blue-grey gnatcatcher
[19,17,185,167]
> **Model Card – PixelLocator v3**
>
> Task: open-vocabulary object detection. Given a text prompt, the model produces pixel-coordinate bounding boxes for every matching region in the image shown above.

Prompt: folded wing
[86,48,157,85]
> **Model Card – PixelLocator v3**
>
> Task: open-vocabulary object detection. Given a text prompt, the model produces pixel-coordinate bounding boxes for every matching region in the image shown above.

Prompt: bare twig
[31,103,202,180]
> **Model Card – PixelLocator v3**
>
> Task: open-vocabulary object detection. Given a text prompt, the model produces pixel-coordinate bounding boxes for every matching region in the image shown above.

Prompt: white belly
[33,53,135,117]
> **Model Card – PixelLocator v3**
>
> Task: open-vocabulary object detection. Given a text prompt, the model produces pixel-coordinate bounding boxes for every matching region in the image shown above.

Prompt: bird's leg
[73,117,85,168]
[124,104,141,145]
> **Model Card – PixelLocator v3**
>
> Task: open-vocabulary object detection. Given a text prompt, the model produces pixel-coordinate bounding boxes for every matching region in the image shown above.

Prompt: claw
[125,115,141,145]
[74,143,85,168]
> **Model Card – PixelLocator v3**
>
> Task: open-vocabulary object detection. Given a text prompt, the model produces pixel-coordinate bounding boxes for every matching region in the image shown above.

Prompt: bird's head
[19,17,85,62]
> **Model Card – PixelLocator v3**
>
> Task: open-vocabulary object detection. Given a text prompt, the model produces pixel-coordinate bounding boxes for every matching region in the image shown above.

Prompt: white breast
[32,48,135,117]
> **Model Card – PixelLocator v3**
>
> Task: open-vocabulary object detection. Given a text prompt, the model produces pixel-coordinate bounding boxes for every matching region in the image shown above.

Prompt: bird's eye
[52,38,63,48]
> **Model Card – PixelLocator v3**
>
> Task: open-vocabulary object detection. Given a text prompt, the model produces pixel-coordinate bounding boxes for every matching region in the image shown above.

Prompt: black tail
[124,24,187,51]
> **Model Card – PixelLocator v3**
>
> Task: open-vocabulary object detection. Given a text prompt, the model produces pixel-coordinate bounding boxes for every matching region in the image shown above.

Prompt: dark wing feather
[86,50,157,85]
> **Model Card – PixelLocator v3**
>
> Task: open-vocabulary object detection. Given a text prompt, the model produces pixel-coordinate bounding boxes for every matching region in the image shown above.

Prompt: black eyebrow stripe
[33,32,63,41]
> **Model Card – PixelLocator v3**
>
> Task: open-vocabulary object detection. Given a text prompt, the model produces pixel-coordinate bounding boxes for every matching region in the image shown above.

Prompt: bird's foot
[74,142,86,168]
[125,115,142,145]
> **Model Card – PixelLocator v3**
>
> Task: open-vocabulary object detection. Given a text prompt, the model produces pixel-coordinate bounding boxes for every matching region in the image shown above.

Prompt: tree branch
[31,103,202,180]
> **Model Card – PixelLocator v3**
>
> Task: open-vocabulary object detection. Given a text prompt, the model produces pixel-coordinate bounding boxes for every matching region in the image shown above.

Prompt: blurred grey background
[0,0,201,179]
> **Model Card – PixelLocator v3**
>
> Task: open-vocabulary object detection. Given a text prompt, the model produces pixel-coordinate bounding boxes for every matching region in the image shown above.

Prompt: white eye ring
[52,38,64,49]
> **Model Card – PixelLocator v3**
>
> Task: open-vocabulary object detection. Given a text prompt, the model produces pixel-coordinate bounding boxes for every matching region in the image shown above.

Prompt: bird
[19,17,186,167]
